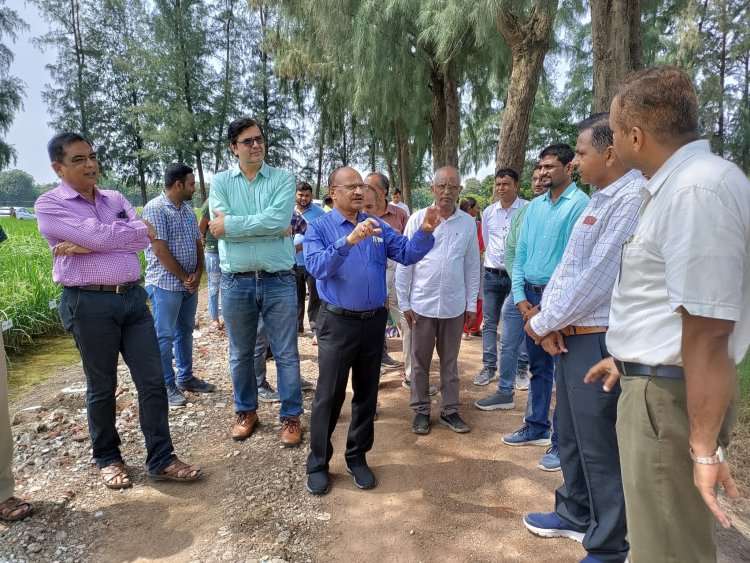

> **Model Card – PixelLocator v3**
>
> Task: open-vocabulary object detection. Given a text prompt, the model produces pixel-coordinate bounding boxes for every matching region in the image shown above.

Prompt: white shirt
[482,197,527,269]
[393,201,410,214]
[607,140,750,366]
[531,170,645,335]
[396,206,480,319]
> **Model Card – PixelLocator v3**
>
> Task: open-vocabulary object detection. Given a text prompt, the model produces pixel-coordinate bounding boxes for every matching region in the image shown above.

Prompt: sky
[6,2,56,184]
[4,2,494,185]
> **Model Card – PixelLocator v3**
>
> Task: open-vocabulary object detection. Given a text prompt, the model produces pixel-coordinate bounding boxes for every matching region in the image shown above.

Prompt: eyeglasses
[68,154,98,166]
[432,183,462,193]
[236,135,265,147]
[330,183,373,191]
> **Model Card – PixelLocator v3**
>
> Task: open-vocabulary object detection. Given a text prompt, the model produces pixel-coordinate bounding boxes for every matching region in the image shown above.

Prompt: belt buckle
[115,284,124,294]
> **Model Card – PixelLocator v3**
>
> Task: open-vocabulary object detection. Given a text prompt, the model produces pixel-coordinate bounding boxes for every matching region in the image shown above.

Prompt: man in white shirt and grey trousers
[396,166,480,434]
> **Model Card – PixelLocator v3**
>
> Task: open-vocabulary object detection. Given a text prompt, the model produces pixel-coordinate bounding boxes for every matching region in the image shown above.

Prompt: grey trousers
[1,330,15,502]
[554,333,628,562]
[386,260,411,379]
[409,312,465,415]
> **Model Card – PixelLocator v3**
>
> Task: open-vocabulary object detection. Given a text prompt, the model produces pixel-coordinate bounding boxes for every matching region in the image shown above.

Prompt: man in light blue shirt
[504,144,589,448]
[208,116,303,448]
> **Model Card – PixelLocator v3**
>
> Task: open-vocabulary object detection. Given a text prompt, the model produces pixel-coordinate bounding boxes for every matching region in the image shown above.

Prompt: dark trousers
[295,265,320,333]
[58,286,176,474]
[555,332,628,562]
[306,306,387,474]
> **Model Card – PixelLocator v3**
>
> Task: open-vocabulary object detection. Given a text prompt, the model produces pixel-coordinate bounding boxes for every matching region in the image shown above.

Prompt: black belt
[524,280,546,295]
[615,360,684,380]
[321,301,381,320]
[485,267,509,277]
[66,281,141,294]
[233,269,291,279]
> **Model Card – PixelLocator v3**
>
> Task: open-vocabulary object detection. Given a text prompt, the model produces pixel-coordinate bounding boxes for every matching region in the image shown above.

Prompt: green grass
[0,219,63,351]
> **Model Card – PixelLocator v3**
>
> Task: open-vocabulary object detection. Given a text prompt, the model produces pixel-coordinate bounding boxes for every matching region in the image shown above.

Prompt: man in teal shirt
[504,144,589,447]
[208,116,303,448]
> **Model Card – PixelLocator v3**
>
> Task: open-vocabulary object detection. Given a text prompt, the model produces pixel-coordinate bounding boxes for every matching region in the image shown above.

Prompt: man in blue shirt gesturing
[304,166,439,495]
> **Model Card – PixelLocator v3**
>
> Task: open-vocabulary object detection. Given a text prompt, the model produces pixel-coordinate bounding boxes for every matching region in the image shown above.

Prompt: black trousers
[295,265,320,333]
[306,306,387,474]
[58,286,176,474]
[555,332,628,562]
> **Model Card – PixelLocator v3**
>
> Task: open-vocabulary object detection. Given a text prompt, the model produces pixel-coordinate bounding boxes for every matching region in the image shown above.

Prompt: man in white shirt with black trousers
[396,166,480,434]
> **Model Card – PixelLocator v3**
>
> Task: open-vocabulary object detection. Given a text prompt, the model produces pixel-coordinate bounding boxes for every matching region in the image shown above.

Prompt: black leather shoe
[345,463,377,490]
[306,470,329,495]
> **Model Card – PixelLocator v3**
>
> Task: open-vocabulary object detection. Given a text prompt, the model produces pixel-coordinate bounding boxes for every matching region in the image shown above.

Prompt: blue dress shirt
[304,209,434,311]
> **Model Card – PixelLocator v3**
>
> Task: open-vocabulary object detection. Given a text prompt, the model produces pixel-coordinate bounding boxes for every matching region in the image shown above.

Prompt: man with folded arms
[396,166,479,435]
[522,113,644,563]
[36,132,202,489]
[586,66,750,563]
[208,116,304,447]
[304,167,438,495]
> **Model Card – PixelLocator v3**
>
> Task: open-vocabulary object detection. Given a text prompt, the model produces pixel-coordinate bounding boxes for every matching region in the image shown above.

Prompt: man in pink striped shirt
[36,132,203,490]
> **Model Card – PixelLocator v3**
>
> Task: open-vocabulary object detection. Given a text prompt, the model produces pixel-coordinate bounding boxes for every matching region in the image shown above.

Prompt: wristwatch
[689,446,725,465]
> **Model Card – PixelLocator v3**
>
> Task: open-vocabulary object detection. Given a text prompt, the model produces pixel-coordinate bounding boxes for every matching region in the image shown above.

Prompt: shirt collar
[642,139,709,198]
[58,181,108,201]
[596,169,644,198]
[543,182,578,203]
[160,191,184,209]
[230,161,270,178]
[493,197,523,213]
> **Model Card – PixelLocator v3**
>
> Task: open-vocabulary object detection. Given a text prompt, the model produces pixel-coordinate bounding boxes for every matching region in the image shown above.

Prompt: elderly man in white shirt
[396,166,480,434]
[586,67,750,563]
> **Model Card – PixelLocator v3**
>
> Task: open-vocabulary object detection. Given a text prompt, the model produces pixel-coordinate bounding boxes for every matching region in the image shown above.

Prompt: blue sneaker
[502,425,551,447]
[473,367,497,386]
[475,391,515,411]
[538,446,561,471]
[176,376,215,393]
[523,512,584,543]
[579,555,604,562]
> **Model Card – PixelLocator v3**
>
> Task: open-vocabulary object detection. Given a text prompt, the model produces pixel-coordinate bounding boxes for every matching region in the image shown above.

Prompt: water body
[6,333,80,400]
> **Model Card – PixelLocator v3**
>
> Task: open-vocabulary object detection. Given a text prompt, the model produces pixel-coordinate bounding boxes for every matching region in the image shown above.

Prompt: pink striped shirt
[36,182,150,285]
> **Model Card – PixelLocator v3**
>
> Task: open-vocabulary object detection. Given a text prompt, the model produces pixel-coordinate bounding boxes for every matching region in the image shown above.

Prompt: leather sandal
[150,458,203,482]
[100,461,133,490]
[0,496,33,521]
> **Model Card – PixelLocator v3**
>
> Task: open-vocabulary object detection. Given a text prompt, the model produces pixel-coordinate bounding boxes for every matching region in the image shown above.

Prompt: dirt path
[2,290,749,562]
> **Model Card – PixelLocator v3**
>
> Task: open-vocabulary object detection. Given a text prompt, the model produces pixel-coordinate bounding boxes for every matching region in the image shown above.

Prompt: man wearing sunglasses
[208,117,304,448]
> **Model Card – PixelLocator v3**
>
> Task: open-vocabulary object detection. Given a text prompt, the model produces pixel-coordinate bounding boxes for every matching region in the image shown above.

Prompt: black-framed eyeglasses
[236,135,265,147]
[432,183,462,193]
[330,183,372,191]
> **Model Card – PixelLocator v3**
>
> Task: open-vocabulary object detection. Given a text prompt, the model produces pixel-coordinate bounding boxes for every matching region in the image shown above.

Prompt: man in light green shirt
[207,116,304,448]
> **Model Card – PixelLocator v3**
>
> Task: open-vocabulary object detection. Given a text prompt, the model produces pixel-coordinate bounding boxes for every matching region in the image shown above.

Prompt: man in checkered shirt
[522,113,645,563]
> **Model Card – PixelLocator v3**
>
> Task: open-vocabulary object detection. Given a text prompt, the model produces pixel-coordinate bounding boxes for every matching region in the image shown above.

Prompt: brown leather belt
[560,325,607,337]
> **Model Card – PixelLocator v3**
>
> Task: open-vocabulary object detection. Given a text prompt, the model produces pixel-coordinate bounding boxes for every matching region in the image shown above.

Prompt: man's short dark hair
[578,113,613,153]
[323,195,333,205]
[296,181,313,193]
[614,66,699,145]
[366,172,390,194]
[539,143,575,165]
[47,132,90,163]
[164,163,194,188]
[392,188,402,195]
[227,116,265,144]
[459,196,477,212]
[495,167,519,182]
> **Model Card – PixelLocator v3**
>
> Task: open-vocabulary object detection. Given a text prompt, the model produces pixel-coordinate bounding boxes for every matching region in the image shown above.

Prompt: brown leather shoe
[232,411,259,441]
[280,416,302,447]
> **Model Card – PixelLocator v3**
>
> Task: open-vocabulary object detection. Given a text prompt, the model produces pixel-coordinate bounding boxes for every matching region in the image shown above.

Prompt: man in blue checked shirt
[303,166,439,495]
[522,114,645,563]
[504,144,589,451]
[143,163,214,408]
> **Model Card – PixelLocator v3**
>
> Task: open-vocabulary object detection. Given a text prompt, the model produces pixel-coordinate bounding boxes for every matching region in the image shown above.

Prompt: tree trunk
[395,122,412,208]
[741,54,750,174]
[495,2,558,176]
[591,0,643,112]
[430,65,447,170]
[214,0,235,173]
[715,16,727,157]
[316,126,324,198]
[70,0,88,138]
[443,58,460,168]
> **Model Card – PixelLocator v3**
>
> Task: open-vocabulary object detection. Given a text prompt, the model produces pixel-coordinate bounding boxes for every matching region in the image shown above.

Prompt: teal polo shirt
[208,161,296,273]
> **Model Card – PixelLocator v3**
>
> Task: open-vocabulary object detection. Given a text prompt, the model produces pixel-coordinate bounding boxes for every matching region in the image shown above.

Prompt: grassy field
[0,218,62,351]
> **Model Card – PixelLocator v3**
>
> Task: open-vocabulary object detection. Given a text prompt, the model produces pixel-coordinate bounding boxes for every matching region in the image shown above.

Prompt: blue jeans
[146,285,198,388]
[481,270,511,371]
[523,283,555,438]
[498,294,529,395]
[221,271,303,419]
[205,252,221,320]
[254,317,269,387]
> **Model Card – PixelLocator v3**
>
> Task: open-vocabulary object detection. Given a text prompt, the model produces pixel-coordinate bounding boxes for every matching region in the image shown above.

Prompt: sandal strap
[163,459,200,479]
